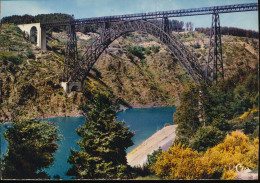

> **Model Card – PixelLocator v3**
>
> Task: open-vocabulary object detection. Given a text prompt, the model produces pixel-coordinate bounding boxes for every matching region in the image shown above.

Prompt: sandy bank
[127,124,178,167]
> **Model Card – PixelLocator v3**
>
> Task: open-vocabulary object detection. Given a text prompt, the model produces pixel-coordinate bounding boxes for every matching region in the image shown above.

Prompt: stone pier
[18,23,46,51]
[61,82,82,93]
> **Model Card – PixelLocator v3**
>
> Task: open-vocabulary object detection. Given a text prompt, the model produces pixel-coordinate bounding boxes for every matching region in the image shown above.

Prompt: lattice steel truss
[206,13,224,84]
[43,2,258,85]
[63,25,78,82]
[68,20,208,84]
[42,3,258,28]
[162,17,170,33]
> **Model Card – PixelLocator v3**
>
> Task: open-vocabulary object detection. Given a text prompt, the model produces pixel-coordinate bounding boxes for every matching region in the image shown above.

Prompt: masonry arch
[18,23,46,50]
[69,20,208,84]
[71,85,79,92]
[30,26,38,43]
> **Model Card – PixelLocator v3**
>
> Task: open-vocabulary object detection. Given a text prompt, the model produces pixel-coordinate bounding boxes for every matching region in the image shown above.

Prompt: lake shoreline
[119,102,175,111]
[127,124,178,167]
[37,103,175,120]
[1,106,177,179]
[1,103,176,123]
[36,111,84,120]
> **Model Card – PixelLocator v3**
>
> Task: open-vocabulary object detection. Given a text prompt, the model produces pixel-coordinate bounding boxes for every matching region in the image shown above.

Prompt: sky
[1,0,259,31]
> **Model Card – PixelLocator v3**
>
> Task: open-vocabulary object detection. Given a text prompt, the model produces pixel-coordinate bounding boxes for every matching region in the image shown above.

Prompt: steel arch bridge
[32,2,257,92]
[68,20,207,84]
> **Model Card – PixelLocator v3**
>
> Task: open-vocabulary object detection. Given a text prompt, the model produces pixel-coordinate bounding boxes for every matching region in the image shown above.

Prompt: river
[0,106,176,179]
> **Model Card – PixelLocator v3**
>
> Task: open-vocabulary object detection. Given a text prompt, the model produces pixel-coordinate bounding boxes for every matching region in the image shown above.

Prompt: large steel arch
[68,20,208,84]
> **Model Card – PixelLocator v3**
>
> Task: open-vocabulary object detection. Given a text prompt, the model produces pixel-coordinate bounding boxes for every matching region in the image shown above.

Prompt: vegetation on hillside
[0,23,84,121]
[140,64,258,180]
[1,19,258,122]
[2,13,73,24]
[196,26,259,38]
[153,131,258,180]
[0,22,191,121]
[0,14,259,180]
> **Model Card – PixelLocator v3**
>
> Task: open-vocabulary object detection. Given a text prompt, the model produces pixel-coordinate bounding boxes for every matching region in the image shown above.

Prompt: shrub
[144,47,151,55]
[26,50,35,59]
[243,119,258,134]
[126,46,145,60]
[190,126,225,152]
[153,131,258,180]
[200,131,259,179]
[58,91,63,96]
[153,143,201,179]
[251,126,259,139]
[151,45,160,53]
[212,118,231,131]
[0,51,25,65]
[146,147,162,172]
[222,169,237,180]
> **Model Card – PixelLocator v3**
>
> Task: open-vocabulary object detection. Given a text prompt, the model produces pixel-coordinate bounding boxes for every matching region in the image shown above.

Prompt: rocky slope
[0,23,258,121]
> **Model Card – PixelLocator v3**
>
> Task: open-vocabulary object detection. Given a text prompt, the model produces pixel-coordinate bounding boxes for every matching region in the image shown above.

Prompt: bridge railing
[41,3,258,28]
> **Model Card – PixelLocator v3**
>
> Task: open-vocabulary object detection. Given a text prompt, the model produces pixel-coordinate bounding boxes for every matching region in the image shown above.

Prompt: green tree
[66,92,134,179]
[173,84,200,145]
[243,119,259,134]
[200,84,233,126]
[126,46,145,60]
[2,118,60,179]
[190,126,225,152]
[146,147,162,173]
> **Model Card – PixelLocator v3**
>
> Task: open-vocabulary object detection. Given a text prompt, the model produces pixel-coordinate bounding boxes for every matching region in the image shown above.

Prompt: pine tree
[66,92,134,179]
[173,84,200,145]
[2,118,60,179]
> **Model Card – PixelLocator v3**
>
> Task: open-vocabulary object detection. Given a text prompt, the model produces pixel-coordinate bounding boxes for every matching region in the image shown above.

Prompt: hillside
[0,23,259,121]
[0,24,83,121]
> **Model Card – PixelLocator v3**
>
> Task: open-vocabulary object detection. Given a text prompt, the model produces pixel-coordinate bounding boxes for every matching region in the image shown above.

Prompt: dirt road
[127,124,177,167]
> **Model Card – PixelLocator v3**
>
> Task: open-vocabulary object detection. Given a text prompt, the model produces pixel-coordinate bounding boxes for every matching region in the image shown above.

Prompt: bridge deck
[41,3,258,28]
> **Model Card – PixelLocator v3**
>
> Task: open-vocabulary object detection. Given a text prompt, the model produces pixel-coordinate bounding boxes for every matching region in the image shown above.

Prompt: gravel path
[127,124,177,167]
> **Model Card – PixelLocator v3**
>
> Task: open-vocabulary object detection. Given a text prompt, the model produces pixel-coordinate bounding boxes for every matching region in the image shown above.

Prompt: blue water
[1,106,176,179]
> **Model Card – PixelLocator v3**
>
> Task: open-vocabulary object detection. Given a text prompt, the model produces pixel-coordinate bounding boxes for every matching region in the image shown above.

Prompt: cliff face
[0,24,259,121]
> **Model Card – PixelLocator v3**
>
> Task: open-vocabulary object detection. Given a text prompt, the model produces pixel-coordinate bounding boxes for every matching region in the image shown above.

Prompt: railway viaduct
[17,3,258,93]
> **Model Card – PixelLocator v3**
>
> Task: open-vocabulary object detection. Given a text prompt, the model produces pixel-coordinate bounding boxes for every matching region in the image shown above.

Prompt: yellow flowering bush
[242,138,259,170]
[200,131,258,179]
[153,131,259,180]
[153,143,202,179]
[222,169,237,180]
[238,107,259,121]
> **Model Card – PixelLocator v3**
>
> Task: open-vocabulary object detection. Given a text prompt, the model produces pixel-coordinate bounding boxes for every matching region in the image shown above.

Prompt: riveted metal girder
[206,13,224,84]
[42,3,258,28]
[68,20,208,84]
[63,24,78,82]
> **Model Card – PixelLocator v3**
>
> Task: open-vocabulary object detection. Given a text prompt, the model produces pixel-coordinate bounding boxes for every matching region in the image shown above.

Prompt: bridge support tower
[162,17,170,33]
[206,13,224,84]
[63,24,78,82]
[17,23,46,51]
[61,81,82,93]
[61,23,82,93]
